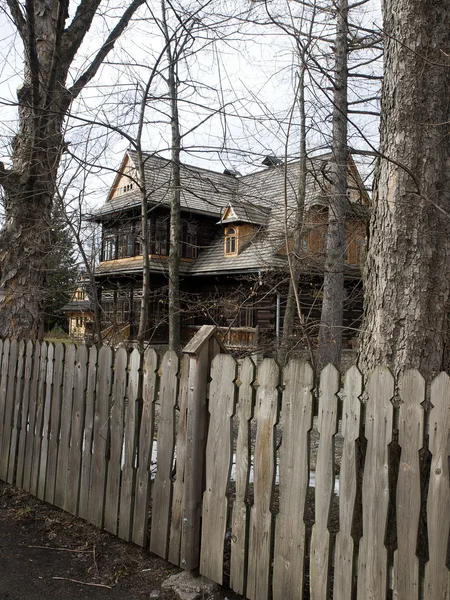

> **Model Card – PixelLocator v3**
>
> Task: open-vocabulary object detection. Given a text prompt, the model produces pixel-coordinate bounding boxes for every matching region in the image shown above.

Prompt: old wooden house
[93,150,368,351]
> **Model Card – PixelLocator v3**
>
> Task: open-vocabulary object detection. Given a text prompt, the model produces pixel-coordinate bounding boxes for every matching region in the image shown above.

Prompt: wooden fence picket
[15,340,34,488]
[104,346,127,536]
[393,369,424,600]
[334,365,362,599]
[54,343,76,508]
[7,340,25,484]
[78,345,98,519]
[118,347,140,541]
[272,360,314,600]
[65,344,88,515]
[310,364,339,600]
[30,342,48,497]
[23,341,41,493]
[88,345,112,528]
[0,338,18,480]
[229,356,254,595]
[37,342,54,500]
[246,358,279,600]
[45,343,64,505]
[132,347,157,547]
[150,350,178,558]
[424,372,450,600]
[357,366,394,600]
[200,354,237,584]
[0,338,10,443]
[168,353,189,563]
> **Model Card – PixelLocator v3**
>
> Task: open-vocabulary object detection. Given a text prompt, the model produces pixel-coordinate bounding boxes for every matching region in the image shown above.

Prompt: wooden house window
[117,231,134,259]
[183,222,198,258]
[225,227,237,256]
[151,215,169,255]
[357,238,365,262]
[102,235,117,261]
[301,236,308,254]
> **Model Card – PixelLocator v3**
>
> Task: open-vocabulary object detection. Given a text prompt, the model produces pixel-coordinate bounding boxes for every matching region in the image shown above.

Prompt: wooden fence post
[179,325,225,571]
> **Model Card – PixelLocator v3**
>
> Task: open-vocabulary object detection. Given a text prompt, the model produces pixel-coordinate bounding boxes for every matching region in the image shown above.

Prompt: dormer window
[225,227,237,256]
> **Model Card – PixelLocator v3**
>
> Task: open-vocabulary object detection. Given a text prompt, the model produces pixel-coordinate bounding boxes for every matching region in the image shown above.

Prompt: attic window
[224,227,237,256]
[123,182,133,193]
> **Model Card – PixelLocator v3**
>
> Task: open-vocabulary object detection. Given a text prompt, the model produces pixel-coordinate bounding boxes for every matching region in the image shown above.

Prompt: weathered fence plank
[132,347,157,547]
[247,358,279,600]
[7,340,25,484]
[37,342,54,500]
[15,340,34,488]
[230,357,254,595]
[65,344,88,515]
[118,347,140,541]
[104,346,127,536]
[30,342,48,497]
[357,366,394,600]
[88,345,112,528]
[23,341,41,493]
[333,365,362,599]
[310,364,339,600]
[150,350,178,558]
[200,354,237,584]
[54,343,76,508]
[78,345,98,520]
[424,372,450,600]
[0,338,10,446]
[45,343,64,505]
[273,360,314,600]
[393,370,424,600]
[168,353,189,564]
[0,339,18,481]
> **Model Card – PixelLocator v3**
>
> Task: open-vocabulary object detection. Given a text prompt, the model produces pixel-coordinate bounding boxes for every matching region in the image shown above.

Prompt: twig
[28,545,92,553]
[52,577,112,589]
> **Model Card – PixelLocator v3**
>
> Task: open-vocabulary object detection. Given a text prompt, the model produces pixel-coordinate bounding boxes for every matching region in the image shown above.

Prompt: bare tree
[0,0,146,338]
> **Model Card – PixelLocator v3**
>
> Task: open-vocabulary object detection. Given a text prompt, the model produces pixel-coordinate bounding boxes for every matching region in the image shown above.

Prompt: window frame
[224,227,238,256]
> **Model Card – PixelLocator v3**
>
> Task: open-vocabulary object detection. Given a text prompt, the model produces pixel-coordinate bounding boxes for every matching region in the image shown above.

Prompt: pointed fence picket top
[310,363,339,600]
[357,366,394,600]
[394,369,424,600]
[179,325,225,570]
[273,360,314,600]
[200,353,237,584]
[334,365,362,600]
[424,372,450,600]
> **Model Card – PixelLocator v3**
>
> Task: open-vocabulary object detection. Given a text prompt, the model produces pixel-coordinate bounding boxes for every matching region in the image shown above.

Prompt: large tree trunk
[358,0,450,380]
[317,0,348,370]
[0,0,145,339]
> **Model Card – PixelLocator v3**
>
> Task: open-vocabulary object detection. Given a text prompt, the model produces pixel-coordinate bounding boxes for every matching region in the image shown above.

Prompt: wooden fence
[0,331,449,599]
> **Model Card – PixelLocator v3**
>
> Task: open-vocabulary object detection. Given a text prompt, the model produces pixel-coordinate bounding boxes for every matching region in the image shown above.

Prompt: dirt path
[0,482,238,600]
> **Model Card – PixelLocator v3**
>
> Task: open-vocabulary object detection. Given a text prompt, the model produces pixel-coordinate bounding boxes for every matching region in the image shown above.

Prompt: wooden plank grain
[310,364,339,600]
[37,342,54,500]
[7,340,26,484]
[0,338,18,481]
[273,360,314,600]
[45,343,64,505]
[23,341,41,493]
[15,340,34,488]
[200,354,237,584]
[54,344,76,509]
[88,346,113,528]
[357,366,394,600]
[0,338,10,447]
[104,347,127,536]
[65,344,88,515]
[246,358,279,600]
[150,350,178,559]
[424,372,450,600]
[393,370,424,600]
[30,342,48,497]
[132,347,157,547]
[229,357,255,596]
[78,345,98,520]
[118,347,141,541]
[334,365,362,600]
[168,353,189,564]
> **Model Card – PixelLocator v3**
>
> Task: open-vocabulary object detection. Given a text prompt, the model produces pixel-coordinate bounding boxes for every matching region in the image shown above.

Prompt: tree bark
[0,0,145,339]
[358,0,450,380]
[317,0,348,371]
